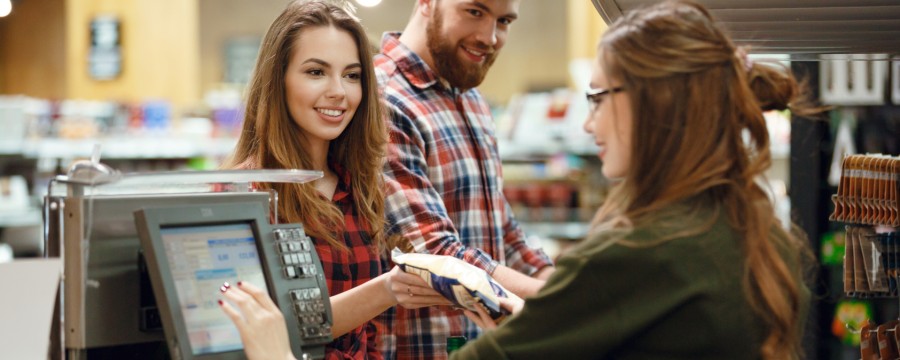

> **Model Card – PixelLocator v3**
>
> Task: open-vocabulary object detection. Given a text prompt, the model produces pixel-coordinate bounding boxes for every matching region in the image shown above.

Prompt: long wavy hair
[224,0,390,252]
[592,1,816,358]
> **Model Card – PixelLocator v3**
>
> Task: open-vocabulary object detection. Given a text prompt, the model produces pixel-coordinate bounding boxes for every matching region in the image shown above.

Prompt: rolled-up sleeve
[383,108,498,272]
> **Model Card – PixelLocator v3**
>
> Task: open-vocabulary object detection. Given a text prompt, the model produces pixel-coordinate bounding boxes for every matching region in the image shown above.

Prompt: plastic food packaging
[391,248,522,320]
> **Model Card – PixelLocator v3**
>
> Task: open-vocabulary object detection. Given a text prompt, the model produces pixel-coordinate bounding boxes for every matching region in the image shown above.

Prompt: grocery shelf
[0,137,238,159]
[0,140,24,155]
[497,138,598,160]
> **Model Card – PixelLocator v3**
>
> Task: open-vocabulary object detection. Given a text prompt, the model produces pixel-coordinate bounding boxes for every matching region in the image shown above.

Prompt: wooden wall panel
[567,0,607,61]
[0,0,66,98]
[2,0,584,110]
[65,0,199,112]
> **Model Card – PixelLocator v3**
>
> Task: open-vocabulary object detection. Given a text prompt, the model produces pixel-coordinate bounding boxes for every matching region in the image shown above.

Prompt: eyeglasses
[586,86,626,113]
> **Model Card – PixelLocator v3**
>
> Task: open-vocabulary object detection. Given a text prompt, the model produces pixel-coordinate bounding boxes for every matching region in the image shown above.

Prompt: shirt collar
[329,161,352,202]
[380,32,442,91]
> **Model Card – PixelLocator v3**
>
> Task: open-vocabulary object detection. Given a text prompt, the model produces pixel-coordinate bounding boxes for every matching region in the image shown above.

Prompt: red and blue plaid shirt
[374,32,553,360]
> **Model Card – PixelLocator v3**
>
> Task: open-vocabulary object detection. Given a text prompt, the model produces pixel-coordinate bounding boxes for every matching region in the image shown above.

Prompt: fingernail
[220,286,228,293]
[237,281,243,287]
[218,299,223,306]
[223,281,231,288]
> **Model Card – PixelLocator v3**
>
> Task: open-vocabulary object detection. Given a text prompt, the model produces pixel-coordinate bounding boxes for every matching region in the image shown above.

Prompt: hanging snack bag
[391,248,522,320]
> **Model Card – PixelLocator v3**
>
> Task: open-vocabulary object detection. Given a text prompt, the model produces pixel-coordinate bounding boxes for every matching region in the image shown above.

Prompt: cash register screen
[160,222,269,355]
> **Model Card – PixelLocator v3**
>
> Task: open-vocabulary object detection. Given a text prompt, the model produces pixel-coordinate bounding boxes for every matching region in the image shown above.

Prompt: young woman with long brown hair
[217,1,450,359]
[461,1,815,359]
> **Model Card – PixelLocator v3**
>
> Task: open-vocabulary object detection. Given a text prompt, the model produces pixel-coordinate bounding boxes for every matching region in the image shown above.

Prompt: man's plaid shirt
[374,32,553,360]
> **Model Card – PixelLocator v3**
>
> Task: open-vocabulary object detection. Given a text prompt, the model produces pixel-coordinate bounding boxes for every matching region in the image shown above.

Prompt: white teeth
[463,47,484,57]
[317,108,343,117]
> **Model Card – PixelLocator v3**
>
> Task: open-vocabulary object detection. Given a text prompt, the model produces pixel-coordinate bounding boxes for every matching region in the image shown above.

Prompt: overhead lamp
[0,0,12,18]
[356,0,382,7]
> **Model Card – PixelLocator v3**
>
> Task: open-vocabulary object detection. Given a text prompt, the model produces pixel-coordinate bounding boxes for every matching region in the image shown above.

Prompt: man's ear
[417,0,434,18]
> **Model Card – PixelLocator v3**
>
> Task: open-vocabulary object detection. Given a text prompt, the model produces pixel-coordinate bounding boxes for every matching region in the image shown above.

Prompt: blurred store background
[1,1,899,358]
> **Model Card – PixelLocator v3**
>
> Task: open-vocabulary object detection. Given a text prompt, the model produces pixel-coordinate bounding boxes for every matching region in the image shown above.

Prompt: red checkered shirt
[316,166,383,360]
[374,32,553,360]
[238,161,382,359]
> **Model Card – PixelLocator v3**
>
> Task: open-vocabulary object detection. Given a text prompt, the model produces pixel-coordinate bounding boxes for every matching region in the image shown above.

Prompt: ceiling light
[0,0,11,17]
[356,0,382,7]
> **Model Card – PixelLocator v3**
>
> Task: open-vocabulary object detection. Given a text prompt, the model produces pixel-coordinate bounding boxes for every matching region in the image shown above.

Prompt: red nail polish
[218,299,223,306]
[237,281,243,287]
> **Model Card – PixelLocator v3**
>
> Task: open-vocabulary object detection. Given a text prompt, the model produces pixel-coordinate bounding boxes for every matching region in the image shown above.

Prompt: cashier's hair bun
[746,60,824,118]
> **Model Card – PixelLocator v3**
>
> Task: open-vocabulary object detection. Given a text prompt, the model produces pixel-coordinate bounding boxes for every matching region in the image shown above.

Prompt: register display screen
[160,223,268,355]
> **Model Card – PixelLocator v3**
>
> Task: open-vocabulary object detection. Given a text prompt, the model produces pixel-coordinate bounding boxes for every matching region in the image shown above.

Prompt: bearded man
[373,1,555,359]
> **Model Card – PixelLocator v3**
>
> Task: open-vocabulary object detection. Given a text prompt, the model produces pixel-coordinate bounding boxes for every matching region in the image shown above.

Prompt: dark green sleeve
[451,241,698,359]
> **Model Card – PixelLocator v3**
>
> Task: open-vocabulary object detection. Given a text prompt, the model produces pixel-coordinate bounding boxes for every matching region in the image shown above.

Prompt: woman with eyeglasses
[459,1,818,359]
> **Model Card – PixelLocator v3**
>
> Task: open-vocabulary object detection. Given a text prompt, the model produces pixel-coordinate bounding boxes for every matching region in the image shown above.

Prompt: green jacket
[452,205,808,359]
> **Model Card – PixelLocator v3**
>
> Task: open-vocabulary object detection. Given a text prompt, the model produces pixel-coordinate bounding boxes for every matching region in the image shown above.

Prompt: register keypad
[274,228,318,279]
[289,287,331,340]
[273,227,331,341]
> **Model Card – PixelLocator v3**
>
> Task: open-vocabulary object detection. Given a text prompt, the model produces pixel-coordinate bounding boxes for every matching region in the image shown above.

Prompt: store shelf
[0,140,24,156]
[497,138,598,160]
[520,221,590,240]
[0,137,238,159]
[0,207,42,227]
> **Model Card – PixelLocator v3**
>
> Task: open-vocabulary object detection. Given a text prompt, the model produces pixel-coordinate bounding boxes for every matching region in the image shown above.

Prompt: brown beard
[425,5,498,90]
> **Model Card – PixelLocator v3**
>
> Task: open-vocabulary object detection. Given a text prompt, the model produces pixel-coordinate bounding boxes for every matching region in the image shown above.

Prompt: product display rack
[830,153,900,358]
[790,54,900,358]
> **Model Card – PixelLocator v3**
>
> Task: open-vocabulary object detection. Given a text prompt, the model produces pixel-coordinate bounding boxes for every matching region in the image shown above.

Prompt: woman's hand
[384,266,454,309]
[463,296,524,330]
[219,281,296,360]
